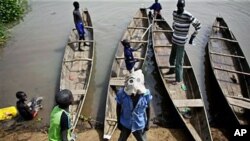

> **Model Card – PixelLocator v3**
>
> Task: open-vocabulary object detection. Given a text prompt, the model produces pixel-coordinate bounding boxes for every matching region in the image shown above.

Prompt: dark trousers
[118,126,147,141]
[169,43,185,82]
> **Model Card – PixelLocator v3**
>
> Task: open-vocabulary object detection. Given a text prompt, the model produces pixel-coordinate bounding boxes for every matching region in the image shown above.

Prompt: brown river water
[0,0,250,131]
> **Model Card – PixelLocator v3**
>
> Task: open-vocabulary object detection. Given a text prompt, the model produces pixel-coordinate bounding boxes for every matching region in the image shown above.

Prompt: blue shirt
[124,47,136,70]
[149,3,162,12]
[116,88,152,132]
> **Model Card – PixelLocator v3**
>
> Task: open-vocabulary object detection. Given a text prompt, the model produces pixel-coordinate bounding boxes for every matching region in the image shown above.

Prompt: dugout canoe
[208,17,250,125]
[103,8,150,140]
[151,17,212,141]
[60,8,94,131]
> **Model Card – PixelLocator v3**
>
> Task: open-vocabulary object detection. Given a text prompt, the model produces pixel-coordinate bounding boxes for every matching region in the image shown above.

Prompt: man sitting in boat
[73,1,87,51]
[48,89,75,141]
[148,0,162,19]
[121,39,142,73]
[16,91,43,120]
[116,69,152,141]
[166,0,201,86]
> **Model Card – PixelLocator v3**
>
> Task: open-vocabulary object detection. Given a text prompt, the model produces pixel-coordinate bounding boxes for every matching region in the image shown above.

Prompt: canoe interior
[103,8,149,140]
[208,17,250,125]
[60,9,94,130]
[152,18,212,141]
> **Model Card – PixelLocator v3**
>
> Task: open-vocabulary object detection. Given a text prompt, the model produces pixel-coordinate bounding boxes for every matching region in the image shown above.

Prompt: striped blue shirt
[172,10,201,46]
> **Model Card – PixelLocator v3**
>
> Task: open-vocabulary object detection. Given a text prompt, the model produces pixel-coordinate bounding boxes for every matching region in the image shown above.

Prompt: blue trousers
[75,22,85,39]
[169,43,185,82]
[118,126,147,141]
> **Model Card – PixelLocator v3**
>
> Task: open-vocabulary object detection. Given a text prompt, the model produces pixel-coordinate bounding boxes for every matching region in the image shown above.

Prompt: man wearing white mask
[116,69,152,141]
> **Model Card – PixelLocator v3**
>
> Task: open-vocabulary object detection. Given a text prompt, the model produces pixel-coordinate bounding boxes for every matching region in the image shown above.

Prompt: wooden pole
[213,66,250,76]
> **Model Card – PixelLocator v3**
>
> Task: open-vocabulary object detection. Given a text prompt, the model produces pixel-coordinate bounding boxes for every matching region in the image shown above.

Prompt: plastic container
[0,106,18,121]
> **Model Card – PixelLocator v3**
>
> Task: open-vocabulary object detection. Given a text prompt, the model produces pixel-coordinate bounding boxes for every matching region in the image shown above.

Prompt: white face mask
[124,69,147,96]
[124,77,137,96]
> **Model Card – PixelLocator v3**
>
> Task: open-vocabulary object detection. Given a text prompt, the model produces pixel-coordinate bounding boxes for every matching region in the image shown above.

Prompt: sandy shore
[0,127,228,141]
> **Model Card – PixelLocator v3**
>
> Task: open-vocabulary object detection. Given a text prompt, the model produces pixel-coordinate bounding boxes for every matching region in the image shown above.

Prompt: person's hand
[189,35,196,45]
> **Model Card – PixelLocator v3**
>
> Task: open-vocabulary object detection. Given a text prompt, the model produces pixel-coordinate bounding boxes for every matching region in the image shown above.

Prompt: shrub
[0,22,8,46]
[0,0,26,23]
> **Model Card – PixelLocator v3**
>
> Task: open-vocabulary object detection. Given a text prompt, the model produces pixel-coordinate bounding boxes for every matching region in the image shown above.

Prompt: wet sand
[1,0,250,140]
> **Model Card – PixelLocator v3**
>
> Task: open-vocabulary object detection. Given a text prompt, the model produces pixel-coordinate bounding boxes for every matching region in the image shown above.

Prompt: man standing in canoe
[48,89,75,141]
[73,1,87,51]
[116,69,152,141]
[121,39,142,73]
[166,0,201,86]
[148,0,162,19]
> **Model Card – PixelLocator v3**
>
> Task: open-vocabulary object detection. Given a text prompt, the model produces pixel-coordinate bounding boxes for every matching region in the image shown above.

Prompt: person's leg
[118,126,131,141]
[166,44,177,74]
[132,129,147,141]
[76,23,85,51]
[175,45,185,82]
[78,36,84,51]
[156,14,161,19]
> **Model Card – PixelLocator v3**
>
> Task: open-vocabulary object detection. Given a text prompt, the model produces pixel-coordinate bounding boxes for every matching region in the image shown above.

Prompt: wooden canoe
[151,18,212,141]
[208,17,250,125]
[103,8,150,140]
[60,8,94,131]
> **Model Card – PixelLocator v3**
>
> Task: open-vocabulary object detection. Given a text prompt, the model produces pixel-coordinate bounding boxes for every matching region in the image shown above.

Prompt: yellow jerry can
[0,106,18,121]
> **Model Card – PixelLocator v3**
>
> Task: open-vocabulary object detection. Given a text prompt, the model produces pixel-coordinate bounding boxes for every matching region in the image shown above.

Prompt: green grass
[0,23,8,47]
[0,0,29,47]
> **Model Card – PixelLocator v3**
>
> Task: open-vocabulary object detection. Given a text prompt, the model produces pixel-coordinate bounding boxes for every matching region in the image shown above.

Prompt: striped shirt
[172,10,201,46]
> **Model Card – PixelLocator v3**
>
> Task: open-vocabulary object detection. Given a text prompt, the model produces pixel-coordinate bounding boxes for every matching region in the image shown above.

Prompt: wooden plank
[154,44,172,47]
[226,97,250,109]
[173,99,204,107]
[212,25,228,29]
[106,118,117,122]
[127,26,147,30]
[159,65,192,69]
[210,51,245,59]
[84,26,93,29]
[213,66,250,76]
[128,40,148,43]
[133,17,148,19]
[68,40,94,44]
[210,37,238,43]
[153,19,165,22]
[153,29,173,33]
[110,77,126,86]
[64,58,92,62]
[71,90,86,95]
[226,95,250,102]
